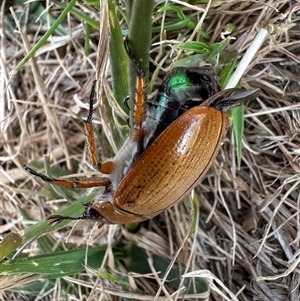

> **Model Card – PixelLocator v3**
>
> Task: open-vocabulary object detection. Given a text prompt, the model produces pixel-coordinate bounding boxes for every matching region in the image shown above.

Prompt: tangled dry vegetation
[1,0,300,300]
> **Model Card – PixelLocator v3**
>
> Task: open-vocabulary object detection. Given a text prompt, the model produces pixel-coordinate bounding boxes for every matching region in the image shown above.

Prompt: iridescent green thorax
[144,66,220,148]
[167,72,193,91]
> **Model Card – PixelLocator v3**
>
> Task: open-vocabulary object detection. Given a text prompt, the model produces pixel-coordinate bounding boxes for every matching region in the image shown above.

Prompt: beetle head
[47,200,111,228]
[47,196,145,228]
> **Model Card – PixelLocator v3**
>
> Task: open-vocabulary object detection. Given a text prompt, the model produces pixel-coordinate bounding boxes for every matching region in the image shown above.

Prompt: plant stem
[126,0,154,123]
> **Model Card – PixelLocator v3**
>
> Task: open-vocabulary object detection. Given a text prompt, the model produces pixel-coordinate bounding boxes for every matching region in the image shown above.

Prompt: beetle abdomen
[115,106,228,216]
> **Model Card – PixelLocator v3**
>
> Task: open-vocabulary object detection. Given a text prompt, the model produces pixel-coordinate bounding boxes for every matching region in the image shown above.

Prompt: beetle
[24,62,259,227]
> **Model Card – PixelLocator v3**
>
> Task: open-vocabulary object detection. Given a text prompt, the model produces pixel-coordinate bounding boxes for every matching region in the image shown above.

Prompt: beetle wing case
[114,106,229,217]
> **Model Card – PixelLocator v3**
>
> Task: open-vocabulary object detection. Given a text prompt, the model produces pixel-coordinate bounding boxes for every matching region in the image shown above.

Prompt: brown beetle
[24,66,259,228]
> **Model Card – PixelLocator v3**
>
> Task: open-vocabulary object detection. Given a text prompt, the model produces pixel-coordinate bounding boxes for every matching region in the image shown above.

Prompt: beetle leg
[123,95,131,111]
[46,214,86,227]
[85,81,114,174]
[132,67,146,133]
[124,39,147,145]
[24,164,111,188]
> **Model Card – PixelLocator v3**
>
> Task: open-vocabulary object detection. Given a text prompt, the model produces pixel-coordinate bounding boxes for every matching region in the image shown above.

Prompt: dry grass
[1,0,300,300]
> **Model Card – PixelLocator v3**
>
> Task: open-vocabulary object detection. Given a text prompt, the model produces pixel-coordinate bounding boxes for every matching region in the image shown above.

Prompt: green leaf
[15,0,67,36]
[157,4,196,30]
[0,247,110,278]
[207,37,232,64]
[0,233,23,261]
[13,0,78,74]
[127,245,208,294]
[108,0,129,108]
[177,41,210,55]
[51,0,100,30]
[232,105,245,169]
[126,0,155,124]
[218,57,238,89]
[170,54,207,68]
[190,194,200,235]
[21,193,96,247]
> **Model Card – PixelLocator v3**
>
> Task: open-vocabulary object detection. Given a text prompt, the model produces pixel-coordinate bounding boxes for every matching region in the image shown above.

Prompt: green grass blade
[13,0,77,74]
[0,247,109,278]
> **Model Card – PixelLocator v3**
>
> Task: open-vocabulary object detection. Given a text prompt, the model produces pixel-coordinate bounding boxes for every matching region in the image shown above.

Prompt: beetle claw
[97,222,104,229]
[46,215,65,227]
[47,215,82,227]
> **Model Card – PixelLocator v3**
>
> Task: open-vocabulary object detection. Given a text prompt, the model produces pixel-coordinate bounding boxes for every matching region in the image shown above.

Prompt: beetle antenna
[24,164,56,183]
[86,80,96,123]
[47,215,85,227]
[124,37,145,77]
